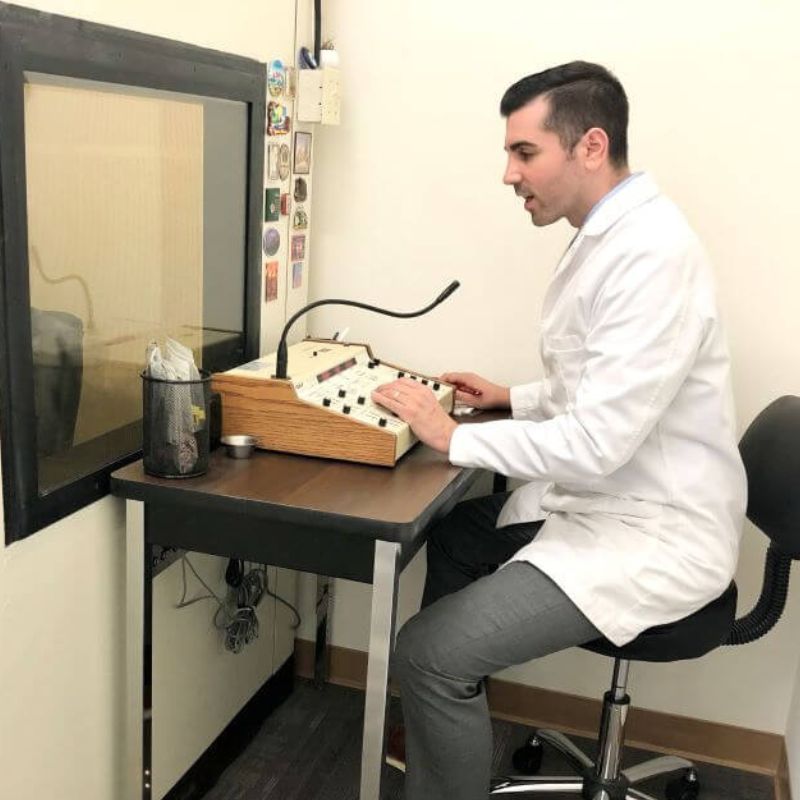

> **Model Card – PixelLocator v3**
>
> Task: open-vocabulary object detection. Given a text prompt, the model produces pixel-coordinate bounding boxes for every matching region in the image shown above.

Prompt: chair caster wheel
[666,767,700,800]
[512,734,543,774]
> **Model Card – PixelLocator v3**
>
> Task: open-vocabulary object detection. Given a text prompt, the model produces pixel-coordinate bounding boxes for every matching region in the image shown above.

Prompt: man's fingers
[440,373,482,396]
[372,387,406,415]
[455,389,479,404]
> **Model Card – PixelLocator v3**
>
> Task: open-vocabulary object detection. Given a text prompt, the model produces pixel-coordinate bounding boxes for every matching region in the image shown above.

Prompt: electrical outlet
[297,67,341,125]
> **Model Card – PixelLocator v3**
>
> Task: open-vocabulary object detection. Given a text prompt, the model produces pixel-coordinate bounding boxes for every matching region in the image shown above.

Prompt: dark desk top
[111,442,482,544]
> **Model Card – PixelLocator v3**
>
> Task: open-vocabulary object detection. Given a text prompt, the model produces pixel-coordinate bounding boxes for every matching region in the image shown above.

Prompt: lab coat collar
[580,172,660,238]
[545,173,660,309]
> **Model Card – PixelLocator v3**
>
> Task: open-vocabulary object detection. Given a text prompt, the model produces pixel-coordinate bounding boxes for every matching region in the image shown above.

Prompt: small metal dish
[220,434,258,459]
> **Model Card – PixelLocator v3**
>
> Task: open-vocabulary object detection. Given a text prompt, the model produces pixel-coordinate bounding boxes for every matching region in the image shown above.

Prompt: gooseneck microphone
[274,280,460,379]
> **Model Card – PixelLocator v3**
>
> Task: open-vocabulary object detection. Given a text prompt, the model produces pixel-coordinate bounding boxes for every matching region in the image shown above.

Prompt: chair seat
[581,582,738,663]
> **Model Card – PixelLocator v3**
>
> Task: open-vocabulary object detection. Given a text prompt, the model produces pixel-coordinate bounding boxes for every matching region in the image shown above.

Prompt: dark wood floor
[200,679,774,800]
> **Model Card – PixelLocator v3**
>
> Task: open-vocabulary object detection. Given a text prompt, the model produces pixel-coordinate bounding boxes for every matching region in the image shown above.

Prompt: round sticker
[279,144,291,180]
[262,227,280,256]
[268,60,285,97]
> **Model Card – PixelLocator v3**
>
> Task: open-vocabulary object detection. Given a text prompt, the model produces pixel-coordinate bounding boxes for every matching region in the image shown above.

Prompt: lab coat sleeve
[510,381,545,420]
[449,245,706,482]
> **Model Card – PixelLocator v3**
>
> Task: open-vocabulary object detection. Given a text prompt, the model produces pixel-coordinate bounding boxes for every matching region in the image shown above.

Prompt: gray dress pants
[392,492,601,800]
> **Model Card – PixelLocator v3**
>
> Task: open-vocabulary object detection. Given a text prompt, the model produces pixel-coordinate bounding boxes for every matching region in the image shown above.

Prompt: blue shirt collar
[582,171,644,228]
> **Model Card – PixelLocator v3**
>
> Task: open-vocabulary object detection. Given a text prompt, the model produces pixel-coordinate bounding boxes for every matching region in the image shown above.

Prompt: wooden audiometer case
[211,339,455,467]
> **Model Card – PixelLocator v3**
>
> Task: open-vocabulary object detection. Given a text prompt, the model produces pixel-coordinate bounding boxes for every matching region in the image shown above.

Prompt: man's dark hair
[500,61,629,168]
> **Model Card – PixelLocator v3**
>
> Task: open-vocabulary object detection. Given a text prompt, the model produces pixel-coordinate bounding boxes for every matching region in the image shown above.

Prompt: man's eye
[518,151,534,162]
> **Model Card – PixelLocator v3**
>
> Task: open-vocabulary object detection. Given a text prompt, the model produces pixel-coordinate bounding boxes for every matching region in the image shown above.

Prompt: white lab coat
[449,173,746,646]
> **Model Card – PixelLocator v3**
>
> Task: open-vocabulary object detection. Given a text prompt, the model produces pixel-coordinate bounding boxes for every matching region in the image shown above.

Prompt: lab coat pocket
[542,334,584,409]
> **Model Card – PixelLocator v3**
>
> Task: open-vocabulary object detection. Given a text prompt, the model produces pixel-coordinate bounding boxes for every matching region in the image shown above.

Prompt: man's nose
[503,160,519,186]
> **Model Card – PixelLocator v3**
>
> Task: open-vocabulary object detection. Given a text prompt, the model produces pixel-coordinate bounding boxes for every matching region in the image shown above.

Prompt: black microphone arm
[274,280,460,379]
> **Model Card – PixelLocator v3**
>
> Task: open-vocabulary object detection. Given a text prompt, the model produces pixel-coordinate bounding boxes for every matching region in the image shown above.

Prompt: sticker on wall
[267,101,291,135]
[284,66,297,99]
[264,261,279,303]
[280,193,291,216]
[292,261,303,289]
[267,144,280,180]
[265,188,280,222]
[293,206,309,230]
[263,227,281,256]
[293,177,308,202]
[279,144,291,180]
[291,234,306,261]
[267,60,285,97]
[293,130,312,174]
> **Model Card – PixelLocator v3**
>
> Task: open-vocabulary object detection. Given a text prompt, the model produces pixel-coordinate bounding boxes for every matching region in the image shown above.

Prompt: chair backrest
[726,395,800,646]
[739,395,800,557]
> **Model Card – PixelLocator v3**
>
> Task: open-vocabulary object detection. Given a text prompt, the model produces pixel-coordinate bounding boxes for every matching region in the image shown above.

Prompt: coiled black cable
[177,556,300,655]
[725,544,793,646]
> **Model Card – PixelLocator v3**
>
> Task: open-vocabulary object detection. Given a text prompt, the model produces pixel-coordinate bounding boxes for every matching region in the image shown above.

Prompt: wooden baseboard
[295,639,787,781]
[775,740,793,800]
[295,635,317,679]
[486,675,782,776]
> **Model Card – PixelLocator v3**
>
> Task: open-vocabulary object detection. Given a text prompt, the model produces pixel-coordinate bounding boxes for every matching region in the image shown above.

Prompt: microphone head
[436,280,460,304]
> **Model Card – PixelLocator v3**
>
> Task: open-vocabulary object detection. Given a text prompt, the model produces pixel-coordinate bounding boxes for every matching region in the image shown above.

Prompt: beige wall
[0,2,302,799]
[308,0,800,741]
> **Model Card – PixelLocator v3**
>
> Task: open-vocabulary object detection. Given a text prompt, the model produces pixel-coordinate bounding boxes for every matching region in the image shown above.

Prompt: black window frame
[0,4,265,543]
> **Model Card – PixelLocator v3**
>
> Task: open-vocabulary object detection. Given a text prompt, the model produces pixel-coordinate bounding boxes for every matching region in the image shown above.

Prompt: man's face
[503,96,584,227]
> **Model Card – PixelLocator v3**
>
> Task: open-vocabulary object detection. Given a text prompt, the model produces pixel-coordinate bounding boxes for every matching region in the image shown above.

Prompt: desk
[112,443,484,800]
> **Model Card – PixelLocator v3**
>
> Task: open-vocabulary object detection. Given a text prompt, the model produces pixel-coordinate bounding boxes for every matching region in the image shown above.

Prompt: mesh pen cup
[141,370,211,478]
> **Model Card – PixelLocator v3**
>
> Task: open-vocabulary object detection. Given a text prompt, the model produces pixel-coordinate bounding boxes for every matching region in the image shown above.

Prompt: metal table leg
[359,540,401,800]
[142,534,153,799]
[314,575,331,688]
[125,500,152,800]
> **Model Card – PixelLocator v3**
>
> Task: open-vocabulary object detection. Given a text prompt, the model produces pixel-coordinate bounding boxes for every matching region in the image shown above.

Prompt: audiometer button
[322,398,331,407]
[357,396,366,405]
[343,405,351,414]
[338,389,346,398]
[397,371,405,378]
[421,378,429,386]
[378,417,387,427]
[433,382,440,390]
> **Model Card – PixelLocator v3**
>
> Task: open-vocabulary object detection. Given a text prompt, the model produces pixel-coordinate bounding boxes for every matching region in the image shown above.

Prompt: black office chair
[491,395,800,800]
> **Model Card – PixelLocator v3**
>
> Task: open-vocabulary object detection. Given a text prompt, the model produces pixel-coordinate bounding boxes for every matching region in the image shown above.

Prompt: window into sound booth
[0,6,265,542]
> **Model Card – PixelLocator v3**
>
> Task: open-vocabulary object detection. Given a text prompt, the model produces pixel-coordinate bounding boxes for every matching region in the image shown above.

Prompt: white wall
[308,0,800,736]
[0,3,304,799]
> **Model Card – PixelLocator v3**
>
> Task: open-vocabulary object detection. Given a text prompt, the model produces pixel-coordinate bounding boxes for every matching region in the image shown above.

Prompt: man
[371,61,746,800]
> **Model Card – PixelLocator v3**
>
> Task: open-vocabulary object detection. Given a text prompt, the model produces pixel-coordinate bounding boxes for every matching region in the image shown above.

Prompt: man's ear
[581,127,610,170]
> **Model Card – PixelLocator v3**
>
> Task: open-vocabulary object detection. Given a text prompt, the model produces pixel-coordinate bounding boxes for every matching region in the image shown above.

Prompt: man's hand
[440,372,511,410]
[372,378,457,453]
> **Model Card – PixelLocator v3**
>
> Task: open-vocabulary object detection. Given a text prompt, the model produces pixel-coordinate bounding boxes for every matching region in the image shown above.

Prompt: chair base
[490,727,696,800]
